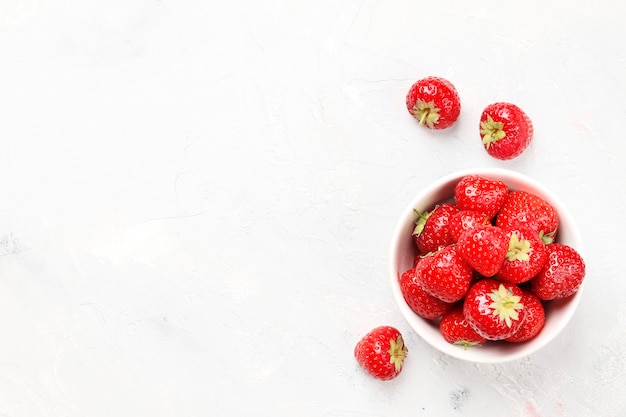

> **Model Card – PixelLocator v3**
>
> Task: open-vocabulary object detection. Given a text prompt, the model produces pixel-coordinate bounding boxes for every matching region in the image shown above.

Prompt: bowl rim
[389,167,585,363]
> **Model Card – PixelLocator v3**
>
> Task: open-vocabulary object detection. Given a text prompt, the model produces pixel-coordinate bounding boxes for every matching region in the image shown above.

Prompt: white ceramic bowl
[389,168,585,363]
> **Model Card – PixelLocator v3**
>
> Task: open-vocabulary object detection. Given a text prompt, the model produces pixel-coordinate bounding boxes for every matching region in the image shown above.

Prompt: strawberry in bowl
[389,168,585,363]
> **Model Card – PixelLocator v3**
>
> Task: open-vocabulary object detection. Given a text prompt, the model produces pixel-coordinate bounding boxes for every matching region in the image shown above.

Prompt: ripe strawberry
[506,290,545,343]
[415,245,473,303]
[412,203,459,254]
[463,279,526,340]
[479,102,534,160]
[354,326,408,380]
[399,268,453,320]
[530,243,586,300]
[413,253,422,268]
[496,227,548,284]
[454,175,509,219]
[457,224,509,277]
[495,191,559,244]
[448,209,490,242]
[406,76,461,129]
[439,305,487,348]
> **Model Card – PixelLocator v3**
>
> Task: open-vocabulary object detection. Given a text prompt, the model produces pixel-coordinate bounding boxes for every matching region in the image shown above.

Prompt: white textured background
[1,1,625,416]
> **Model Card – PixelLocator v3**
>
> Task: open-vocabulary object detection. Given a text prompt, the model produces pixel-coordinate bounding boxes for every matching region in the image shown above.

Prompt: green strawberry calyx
[412,100,440,128]
[453,340,482,350]
[480,115,506,148]
[388,335,408,372]
[506,233,531,262]
[488,284,524,327]
[539,230,556,245]
[412,209,431,236]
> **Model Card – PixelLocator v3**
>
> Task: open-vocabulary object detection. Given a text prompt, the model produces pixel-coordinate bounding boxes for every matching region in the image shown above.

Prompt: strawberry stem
[388,335,407,372]
[539,230,556,245]
[506,233,531,262]
[488,284,524,327]
[453,340,482,350]
[480,115,506,148]
[413,209,431,236]
[412,101,441,128]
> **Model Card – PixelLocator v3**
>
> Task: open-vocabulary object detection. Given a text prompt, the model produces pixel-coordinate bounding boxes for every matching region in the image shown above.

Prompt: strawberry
[530,243,586,300]
[354,326,408,380]
[399,268,453,320]
[415,245,473,303]
[495,191,559,244]
[406,76,461,129]
[412,203,459,254]
[496,227,548,284]
[457,224,509,277]
[448,209,490,243]
[439,305,487,348]
[505,290,545,343]
[479,102,534,160]
[413,253,422,268]
[463,279,526,340]
[454,175,509,219]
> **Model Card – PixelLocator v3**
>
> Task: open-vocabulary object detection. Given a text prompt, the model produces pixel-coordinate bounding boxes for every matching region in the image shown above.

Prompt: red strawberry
[399,268,453,320]
[439,305,487,348]
[448,209,490,242]
[463,279,527,340]
[454,175,509,219]
[412,203,459,254]
[354,326,408,380]
[506,290,545,343]
[406,76,461,129]
[496,191,559,244]
[496,227,549,284]
[413,253,422,268]
[530,243,586,300]
[479,102,534,160]
[457,224,509,277]
[415,245,473,303]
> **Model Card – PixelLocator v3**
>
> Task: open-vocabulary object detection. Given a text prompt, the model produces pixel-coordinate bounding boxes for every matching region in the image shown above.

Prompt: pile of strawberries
[402,174,585,346]
[354,77,586,381]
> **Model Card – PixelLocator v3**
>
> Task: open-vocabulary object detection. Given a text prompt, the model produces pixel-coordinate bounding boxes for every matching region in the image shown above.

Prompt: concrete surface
[0,1,624,416]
